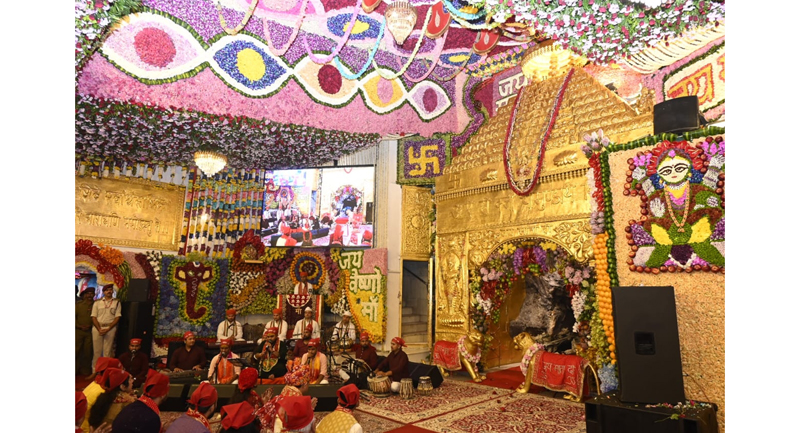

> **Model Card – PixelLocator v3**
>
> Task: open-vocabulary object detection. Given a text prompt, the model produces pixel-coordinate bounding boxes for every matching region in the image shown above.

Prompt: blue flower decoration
[327,14,381,40]
[439,52,482,67]
[213,41,286,90]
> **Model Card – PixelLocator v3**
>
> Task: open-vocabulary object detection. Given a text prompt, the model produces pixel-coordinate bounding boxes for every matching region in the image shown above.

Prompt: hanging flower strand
[263,0,310,57]
[216,0,259,36]
[400,27,448,83]
[334,16,387,80]
[371,5,433,80]
[301,0,364,64]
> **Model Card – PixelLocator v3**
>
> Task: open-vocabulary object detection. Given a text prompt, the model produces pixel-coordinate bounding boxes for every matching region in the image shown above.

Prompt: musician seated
[216,309,244,343]
[338,331,378,389]
[292,307,321,340]
[351,331,379,370]
[292,324,314,359]
[169,331,207,373]
[208,338,240,385]
[374,337,410,393]
[299,339,328,384]
[257,308,288,344]
[331,311,357,349]
[251,326,288,383]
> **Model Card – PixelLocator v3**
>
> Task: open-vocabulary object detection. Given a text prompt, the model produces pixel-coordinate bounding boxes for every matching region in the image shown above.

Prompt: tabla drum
[417,376,433,396]
[344,358,369,376]
[400,378,414,400]
[367,375,391,397]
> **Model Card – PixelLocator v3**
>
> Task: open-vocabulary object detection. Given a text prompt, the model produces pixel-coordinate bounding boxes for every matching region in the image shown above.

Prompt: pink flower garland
[301,0,363,64]
[519,343,544,377]
[457,335,481,366]
[262,0,309,57]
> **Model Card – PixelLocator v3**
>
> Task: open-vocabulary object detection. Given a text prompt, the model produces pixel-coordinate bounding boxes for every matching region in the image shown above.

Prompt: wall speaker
[653,96,706,135]
[612,286,684,404]
[127,279,150,302]
[156,384,192,412]
[116,301,154,358]
[407,362,444,388]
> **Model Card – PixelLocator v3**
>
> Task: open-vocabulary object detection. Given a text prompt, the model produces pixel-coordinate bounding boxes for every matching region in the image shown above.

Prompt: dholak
[417,376,433,396]
[367,375,391,397]
[400,378,414,399]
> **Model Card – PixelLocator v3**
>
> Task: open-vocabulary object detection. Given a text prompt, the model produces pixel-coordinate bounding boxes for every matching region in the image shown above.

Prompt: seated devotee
[292,307,321,340]
[331,311,357,349]
[112,370,170,433]
[81,357,124,433]
[209,338,241,384]
[117,337,150,388]
[374,336,410,393]
[275,396,316,433]
[168,331,207,373]
[88,368,136,430]
[294,271,314,295]
[316,383,362,433]
[258,308,289,343]
[300,339,329,384]
[76,392,88,433]
[164,382,219,433]
[220,401,259,433]
[91,284,122,376]
[251,326,288,382]
[217,309,244,342]
[293,324,314,359]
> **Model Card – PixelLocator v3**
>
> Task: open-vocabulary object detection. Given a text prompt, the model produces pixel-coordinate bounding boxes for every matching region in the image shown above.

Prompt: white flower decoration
[649,197,665,218]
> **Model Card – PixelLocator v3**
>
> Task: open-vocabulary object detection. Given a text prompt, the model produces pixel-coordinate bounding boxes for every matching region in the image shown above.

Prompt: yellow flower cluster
[540,241,557,251]
[499,243,517,255]
[263,248,287,262]
[99,244,125,266]
[593,233,616,363]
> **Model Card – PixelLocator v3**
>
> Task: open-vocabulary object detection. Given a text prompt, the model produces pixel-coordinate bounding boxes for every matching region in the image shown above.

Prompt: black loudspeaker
[653,96,707,135]
[407,362,444,389]
[116,301,155,358]
[156,384,192,412]
[127,279,150,302]
[585,392,719,433]
[612,286,684,404]
[365,202,374,223]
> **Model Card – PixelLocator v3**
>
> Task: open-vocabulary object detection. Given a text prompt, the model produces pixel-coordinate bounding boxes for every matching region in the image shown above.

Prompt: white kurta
[292,318,321,340]
[257,319,289,344]
[216,320,244,342]
[331,321,357,346]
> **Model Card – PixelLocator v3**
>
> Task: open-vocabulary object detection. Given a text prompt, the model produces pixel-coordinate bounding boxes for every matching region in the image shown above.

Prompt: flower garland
[301,0,364,64]
[75,239,127,289]
[370,6,434,80]
[503,68,575,196]
[457,335,481,366]
[263,0,310,56]
[519,343,545,377]
[215,0,259,36]
[334,16,386,80]
[400,30,448,83]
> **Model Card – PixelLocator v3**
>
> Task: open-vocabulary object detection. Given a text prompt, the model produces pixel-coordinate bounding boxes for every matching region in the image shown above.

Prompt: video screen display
[261,166,375,248]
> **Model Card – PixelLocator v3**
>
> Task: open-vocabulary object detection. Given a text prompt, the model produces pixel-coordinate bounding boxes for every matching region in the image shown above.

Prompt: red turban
[221,401,256,430]
[284,365,310,387]
[76,392,88,424]
[219,338,233,347]
[188,382,218,408]
[183,331,195,340]
[238,368,258,391]
[281,225,291,235]
[278,396,314,430]
[264,326,278,336]
[392,336,407,347]
[307,338,320,348]
[337,383,360,407]
[94,357,123,383]
[363,230,373,241]
[359,331,370,340]
[226,309,236,316]
[299,271,308,277]
[100,368,131,392]
[143,370,170,398]
[129,338,142,345]
[273,308,282,315]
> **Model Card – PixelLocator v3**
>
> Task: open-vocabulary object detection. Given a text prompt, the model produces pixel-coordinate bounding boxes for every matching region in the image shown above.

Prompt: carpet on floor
[477,366,528,391]
[357,379,514,424]
[413,391,586,433]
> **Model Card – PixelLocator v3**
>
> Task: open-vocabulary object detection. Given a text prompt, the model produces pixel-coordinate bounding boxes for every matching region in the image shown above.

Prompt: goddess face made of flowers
[656,151,692,186]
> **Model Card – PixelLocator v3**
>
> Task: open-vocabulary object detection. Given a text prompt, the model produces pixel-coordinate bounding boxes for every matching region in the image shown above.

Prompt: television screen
[260,166,375,247]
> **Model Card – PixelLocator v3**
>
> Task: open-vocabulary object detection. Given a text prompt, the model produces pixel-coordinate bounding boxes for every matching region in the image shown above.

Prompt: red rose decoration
[134,27,177,68]
[318,64,343,95]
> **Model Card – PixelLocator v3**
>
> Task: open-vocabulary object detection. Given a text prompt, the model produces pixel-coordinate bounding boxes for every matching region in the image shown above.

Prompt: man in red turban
[165,382,218,433]
[252,326,288,383]
[317,383,362,433]
[209,338,241,385]
[276,396,315,433]
[112,370,170,433]
[220,401,257,431]
[260,307,288,343]
[293,271,314,295]
[168,331,207,374]
[300,339,329,384]
[117,338,150,388]
[217,308,244,342]
[80,357,123,433]
[375,336,410,393]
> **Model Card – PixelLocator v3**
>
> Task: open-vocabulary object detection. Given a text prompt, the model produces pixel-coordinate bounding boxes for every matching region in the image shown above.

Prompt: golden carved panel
[75,176,185,250]
[401,186,433,260]
[435,233,469,333]
[436,174,591,235]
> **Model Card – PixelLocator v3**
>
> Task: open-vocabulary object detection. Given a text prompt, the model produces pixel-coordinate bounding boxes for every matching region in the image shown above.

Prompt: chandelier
[194,150,228,177]
[385,1,417,45]
[521,40,586,82]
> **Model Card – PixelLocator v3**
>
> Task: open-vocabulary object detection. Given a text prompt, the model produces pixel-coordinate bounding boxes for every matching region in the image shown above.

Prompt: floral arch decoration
[75,239,131,296]
[468,236,596,340]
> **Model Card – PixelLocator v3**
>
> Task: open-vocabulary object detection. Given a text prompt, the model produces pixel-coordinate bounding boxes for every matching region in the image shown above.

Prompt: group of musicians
[163,307,411,393]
